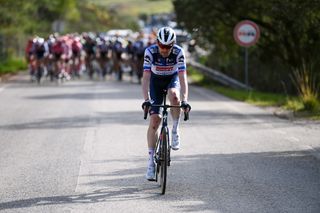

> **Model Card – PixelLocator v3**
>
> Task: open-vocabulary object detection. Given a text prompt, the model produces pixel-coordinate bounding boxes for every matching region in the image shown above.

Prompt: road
[0,73,319,213]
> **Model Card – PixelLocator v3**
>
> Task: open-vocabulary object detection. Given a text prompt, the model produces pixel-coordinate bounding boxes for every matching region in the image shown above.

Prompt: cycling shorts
[36,52,45,60]
[100,51,108,59]
[149,73,180,115]
[54,53,62,60]
[72,50,80,58]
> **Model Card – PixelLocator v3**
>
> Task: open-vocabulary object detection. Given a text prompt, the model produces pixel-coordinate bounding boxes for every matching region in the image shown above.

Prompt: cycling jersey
[112,39,123,59]
[143,44,186,76]
[143,44,186,115]
[133,40,146,57]
[32,42,48,60]
[72,40,82,53]
[25,40,34,60]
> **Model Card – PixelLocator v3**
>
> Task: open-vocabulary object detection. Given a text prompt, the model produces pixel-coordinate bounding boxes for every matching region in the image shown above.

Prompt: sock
[148,148,155,166]
[172,118,180,133]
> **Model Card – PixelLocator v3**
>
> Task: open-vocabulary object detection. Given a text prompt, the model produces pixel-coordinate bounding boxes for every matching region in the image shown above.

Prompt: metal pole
[245,47,249,87]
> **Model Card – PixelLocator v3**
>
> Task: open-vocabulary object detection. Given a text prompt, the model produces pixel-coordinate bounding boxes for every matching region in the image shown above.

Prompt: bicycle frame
[157,90,169,133]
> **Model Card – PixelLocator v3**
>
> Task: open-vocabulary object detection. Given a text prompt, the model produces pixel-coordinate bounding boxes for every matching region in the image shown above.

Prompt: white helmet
[157,27,176,45]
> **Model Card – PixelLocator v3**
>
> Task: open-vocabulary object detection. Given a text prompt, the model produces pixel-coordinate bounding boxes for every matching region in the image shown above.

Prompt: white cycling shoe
[145,162,156,181]
[171,131,180,150]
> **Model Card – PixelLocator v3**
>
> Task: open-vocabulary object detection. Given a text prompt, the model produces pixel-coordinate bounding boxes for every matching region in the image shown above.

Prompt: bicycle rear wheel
[160,127,169,194]
[36,66,43,84]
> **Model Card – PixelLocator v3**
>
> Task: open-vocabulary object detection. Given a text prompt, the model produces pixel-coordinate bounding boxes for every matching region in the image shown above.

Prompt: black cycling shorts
[149,72,180,115]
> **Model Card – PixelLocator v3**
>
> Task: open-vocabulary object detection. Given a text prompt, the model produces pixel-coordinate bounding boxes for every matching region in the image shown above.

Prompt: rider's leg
[168,88,181,150]
[147,114,161,154]
[168,88,181,132]
[146,113,161,180]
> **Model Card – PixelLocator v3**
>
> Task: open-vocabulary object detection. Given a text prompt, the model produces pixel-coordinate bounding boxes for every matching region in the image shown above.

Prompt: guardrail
[188,59,252,90]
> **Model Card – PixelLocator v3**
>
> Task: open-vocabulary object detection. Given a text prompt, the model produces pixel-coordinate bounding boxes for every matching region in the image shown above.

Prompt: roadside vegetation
[174,0,320,119]
[188,66,320,120]
[0,58,27,75]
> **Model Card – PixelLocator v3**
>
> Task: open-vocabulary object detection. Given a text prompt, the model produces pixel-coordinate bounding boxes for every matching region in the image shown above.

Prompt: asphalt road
[0,73,319,213]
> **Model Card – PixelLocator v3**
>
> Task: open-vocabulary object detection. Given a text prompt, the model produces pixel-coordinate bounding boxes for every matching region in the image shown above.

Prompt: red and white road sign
[234,20,260,47]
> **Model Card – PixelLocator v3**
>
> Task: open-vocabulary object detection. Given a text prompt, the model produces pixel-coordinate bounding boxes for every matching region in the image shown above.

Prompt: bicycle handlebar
[143,107,149,120]
[143,104,190,121]
[183,111,189,121]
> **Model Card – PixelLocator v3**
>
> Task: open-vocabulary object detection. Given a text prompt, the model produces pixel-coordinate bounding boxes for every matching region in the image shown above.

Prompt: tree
[0,0,139,59]
[173,0,320,94]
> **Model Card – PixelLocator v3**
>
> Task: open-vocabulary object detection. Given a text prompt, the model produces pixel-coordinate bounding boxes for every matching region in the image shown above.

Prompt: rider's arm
[142,71,150,101]
[177,48,188,102]
[178,71,188,102]
[142,48,153,101]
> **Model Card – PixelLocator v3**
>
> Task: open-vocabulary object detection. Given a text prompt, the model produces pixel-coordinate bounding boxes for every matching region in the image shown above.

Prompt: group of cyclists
[26,26,192,183]
[25,30,157,84]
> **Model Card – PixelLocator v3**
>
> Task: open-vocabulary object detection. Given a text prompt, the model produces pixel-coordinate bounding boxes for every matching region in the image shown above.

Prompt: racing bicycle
[143,90,189,194]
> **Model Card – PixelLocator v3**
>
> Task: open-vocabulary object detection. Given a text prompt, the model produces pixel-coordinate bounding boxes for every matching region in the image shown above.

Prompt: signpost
[233,20,260,88]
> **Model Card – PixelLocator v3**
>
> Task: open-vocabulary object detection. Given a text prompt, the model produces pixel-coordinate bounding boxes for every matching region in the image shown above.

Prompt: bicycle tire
[167,130,171,167]
[155,139,160,182]
[160,127,169,194]
[36,67,43,84]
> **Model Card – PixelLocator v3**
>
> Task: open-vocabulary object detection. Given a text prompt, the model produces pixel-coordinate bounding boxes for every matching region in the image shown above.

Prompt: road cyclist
[141,27,191,183]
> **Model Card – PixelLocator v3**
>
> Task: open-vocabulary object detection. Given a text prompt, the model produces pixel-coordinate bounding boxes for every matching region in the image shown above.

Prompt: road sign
[234,20,260,47]
[52,20,65,33]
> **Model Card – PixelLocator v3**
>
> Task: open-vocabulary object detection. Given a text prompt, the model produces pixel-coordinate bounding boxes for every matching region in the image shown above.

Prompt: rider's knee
[150,115,161,130]
[169,90,180,104]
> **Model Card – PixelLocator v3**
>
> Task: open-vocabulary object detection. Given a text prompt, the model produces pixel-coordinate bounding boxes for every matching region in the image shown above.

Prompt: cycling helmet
[157,27,176,45]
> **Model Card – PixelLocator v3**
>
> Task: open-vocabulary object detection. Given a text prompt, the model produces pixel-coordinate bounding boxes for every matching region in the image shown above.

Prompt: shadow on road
[0,110,281,130]
[0,108,292,131]
[0,151,319,212]
[25,90,140,101]
[0,111,147,130]
[24,84,141,101]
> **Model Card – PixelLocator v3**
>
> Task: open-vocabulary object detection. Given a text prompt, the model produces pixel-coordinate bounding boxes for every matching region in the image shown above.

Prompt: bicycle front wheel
[160,126,169,194]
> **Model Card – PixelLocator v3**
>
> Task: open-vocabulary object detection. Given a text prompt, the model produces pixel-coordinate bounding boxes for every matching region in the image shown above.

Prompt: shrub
[0,58,27,74]
[291,63,320,112]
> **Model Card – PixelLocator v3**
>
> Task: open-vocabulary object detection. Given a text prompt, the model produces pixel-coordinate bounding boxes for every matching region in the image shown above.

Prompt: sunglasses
[157,41,174,50]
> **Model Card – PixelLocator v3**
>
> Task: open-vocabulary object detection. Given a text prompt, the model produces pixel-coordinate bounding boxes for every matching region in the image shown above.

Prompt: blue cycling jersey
[143,44,186,76]
[143,44,186,115]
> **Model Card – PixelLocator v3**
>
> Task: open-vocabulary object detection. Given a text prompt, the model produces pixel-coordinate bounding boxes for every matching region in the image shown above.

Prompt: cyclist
[31,36,49,82]
[71,35,83,78]
[25,38,36,81]
[133,32,147,84]
[111,34,124,81]
[141,27,191,180]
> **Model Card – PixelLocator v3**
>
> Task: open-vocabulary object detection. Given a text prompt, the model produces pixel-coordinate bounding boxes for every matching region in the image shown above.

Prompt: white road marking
[75,125,96,193]
[286,136,300,142]
[75,86,98,194]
